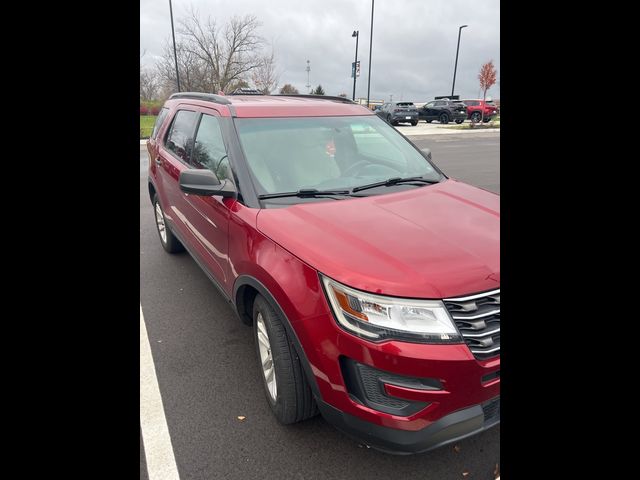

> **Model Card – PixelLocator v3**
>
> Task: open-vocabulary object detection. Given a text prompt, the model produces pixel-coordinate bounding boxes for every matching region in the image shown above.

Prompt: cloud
[140,0,499,101]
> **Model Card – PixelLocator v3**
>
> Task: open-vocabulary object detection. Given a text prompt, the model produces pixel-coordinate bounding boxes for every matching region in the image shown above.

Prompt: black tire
[455,119,464,124]
[153,193,184,253]
[386,114,393,124]
[471,112,482,123]
[253,295,318,424]
[483,118,491,123]
[411,120,418,126]
[426,120,433,123]
[439,113,449,124]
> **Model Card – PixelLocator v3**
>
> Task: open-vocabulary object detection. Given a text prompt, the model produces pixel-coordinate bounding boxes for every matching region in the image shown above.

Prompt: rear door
[155,108,200,240]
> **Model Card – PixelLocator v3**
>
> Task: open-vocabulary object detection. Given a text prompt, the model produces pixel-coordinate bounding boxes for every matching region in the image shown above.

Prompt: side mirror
[179,169,237,198]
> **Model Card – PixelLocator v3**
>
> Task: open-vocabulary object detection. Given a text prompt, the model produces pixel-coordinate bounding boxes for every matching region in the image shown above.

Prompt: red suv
[147,92,500,454]
[462,99,498,123]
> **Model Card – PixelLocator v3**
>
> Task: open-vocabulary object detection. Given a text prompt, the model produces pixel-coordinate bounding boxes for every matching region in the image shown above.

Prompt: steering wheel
[346,162,401,178]
[341,160,373,177]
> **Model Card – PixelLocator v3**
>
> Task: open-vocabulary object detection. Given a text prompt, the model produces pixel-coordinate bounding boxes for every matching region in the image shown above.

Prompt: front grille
[482,397,500,425]
[444,289,500,360]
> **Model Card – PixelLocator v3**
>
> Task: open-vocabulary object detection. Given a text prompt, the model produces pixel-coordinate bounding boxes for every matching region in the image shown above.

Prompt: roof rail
[229,88,262,95]
[169,92,231,105]
[271,94,356,104]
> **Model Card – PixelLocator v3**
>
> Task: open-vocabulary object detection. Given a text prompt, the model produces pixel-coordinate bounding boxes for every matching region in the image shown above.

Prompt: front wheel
[411,120,418,126]
[253,295,318,424]
[471,112,482,123]
[439,113,449,124]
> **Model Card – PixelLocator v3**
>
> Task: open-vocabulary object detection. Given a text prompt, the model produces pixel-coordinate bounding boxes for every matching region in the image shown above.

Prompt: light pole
[169,0,181,92]
[351,30,359,101]
[450,24,467,98]
[366,0,374,109]
[306,60,311,93]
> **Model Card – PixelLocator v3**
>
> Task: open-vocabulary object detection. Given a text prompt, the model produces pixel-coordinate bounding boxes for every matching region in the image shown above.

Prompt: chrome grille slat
[444,289,500,360]
[461,327,500,338]
[452,309,500,320]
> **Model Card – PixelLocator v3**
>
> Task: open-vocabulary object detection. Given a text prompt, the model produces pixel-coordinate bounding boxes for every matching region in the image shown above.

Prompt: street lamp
[169,0,181,92]
[450,24,467,98]
[366,0,374,109]
[351,30,359,101]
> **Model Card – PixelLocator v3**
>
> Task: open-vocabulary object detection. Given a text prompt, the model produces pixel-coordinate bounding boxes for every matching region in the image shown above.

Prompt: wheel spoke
[257,331,269,349]
[265,366,274,382]
[262,355,272,369]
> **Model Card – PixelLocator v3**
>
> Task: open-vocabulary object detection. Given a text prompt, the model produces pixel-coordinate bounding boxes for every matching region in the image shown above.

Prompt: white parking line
[140,305,181,480]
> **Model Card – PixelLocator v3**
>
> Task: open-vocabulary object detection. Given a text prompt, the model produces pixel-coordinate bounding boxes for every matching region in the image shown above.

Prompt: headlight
[321,275,462,343]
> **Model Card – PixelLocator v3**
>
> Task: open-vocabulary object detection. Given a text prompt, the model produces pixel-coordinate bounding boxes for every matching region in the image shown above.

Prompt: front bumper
[295,309,500,451]
[317,396,499,454]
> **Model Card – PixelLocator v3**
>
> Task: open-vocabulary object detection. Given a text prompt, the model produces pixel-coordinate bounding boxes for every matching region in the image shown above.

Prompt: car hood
[256,179,499,299]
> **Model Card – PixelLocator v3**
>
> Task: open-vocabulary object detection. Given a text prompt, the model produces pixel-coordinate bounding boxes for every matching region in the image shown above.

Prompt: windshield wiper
[258,188,357,200]
[352,176,439,193]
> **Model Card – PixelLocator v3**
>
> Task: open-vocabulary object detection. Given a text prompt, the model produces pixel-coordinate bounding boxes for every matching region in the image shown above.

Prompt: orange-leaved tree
[478,60,497,123]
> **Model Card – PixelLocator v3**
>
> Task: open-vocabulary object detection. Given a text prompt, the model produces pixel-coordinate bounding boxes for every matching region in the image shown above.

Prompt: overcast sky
[140,0,499,102]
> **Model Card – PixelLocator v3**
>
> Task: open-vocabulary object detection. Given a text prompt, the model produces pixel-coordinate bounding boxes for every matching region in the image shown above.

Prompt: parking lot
[140,131,500,480]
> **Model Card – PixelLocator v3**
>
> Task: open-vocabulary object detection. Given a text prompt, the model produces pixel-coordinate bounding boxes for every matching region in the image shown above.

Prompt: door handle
[155,157,162,166]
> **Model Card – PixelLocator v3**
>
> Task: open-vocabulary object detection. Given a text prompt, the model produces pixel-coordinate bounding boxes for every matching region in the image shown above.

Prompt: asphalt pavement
[140,131,500,480]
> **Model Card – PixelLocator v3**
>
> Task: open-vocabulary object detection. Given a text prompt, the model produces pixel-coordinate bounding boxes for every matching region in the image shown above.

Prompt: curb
[398,126,500,136]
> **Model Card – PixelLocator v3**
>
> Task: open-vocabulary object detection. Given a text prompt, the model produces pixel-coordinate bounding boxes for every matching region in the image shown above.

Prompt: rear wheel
[426,120,433,124]
[483,118,491,123]
[439,113,449,124]
[411,120,418,126]
[153,194,184,253]
[455,119,464,124]
[253,295,318,424]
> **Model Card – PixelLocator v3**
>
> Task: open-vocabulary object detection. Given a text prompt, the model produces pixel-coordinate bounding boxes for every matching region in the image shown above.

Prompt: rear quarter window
[151,107,170,139]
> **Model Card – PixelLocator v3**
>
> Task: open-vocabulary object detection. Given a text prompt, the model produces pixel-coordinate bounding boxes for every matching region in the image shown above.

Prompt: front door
[181,110,233,288]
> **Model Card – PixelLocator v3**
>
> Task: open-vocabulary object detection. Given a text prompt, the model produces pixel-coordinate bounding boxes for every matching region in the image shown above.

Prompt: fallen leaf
[237,416,246,421]
[454,445,461,453]
[462,471,469,477]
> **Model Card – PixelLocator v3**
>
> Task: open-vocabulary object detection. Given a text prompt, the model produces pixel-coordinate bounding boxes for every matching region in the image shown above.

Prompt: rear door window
[164,110,199,164]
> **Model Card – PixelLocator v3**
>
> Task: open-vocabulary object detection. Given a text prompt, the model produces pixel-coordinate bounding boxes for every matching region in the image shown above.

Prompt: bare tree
[140,69,159,101]
[478,60,497,123]
[251,50,279,94]
[157,40,214,96]
[279,84,299,94]
[176,10,264,93]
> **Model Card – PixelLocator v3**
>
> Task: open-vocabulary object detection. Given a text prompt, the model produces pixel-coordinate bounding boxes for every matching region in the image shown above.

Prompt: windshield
[234,115,441,196]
